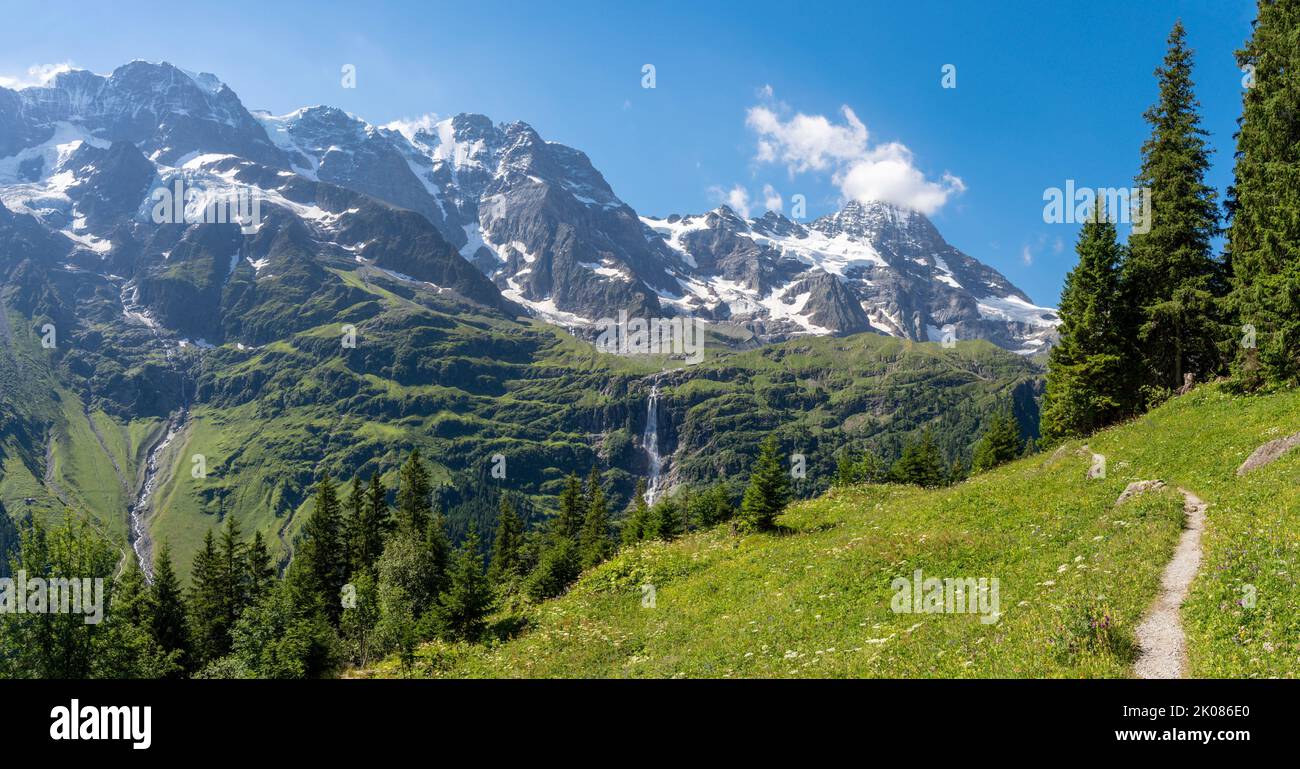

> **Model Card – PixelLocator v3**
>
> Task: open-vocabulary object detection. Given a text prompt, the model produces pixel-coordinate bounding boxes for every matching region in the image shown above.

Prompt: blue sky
[0,0,1256,305]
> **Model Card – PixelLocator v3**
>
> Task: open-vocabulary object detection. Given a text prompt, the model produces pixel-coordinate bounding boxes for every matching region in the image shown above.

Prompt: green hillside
[367,385,1298,678]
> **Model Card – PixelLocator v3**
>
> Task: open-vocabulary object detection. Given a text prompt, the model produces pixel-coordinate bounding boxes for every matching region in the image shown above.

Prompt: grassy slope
[370,385,1298,679]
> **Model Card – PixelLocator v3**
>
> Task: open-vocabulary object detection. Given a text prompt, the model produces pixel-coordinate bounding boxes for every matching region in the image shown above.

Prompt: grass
[365,384,1299,679]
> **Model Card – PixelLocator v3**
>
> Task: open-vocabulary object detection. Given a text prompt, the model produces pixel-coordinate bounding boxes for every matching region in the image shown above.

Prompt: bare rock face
[1116,479,1166,506]
[1236,432,1300,476]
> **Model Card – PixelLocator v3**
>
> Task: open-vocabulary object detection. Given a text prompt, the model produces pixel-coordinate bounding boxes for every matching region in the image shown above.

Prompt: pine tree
[435,523,492,641]
[971,409,1024,473]
[690,484,735,527]
[856,449,890,484]
[188,529,229,665]
[1042,204,1131,441]
[396,449,433,535]
[1125,20,1227,398]
[245,531,276,603]
[217,515,247,635]
[150,543,190,673]
[1226,0,1300,388]
[487,495,525,586]
[344,475,364,575]
[425,510,452,598]
[739,435,791,531]
[890,431,945,487]
[622,479,650,544]
[294,474,347,624]
[646,498,680,541]
[362,473,389,567]
[97,557,182,679]
[579,468,611,569]
[555,472,584,541]
[834,450,858,487]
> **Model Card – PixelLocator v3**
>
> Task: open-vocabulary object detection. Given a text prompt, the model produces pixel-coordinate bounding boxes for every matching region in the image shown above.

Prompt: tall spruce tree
[344,475,364,575]
[396,450,433,535]
[426,510,452,597]
[435,522,492,641]
[578,468,612,569]
[555,472,584,541]
[1125,20,1226,398]
[361,474,389,568]
[245,531,276,603]
[487,495,525,586]
[150,543,190,673]
[1042,204,1131,441]
[293,474,347,624]
[217,515,247,635]
[739,435,791,531]
[188,530,228,665]
[622,479,650,544]
[1226,0,1300,388]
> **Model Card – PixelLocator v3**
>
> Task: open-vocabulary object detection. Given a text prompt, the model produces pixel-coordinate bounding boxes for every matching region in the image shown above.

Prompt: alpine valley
[0,61,1055,575]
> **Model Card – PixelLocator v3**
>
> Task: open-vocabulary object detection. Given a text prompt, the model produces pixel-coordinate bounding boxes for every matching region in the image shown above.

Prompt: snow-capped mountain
[642,201,1059,351]
[0,61,1057,354]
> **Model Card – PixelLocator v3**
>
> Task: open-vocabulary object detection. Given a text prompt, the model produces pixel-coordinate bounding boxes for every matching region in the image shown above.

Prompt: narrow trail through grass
[1134,489,1206,679]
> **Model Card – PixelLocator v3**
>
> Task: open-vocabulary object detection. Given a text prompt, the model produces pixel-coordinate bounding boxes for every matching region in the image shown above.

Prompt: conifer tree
[396,449,433,535]
[1125,20,1226,397]
[150,543,191,673]
[1042,204,1131,441]
[579,468,612,568]
[646,498,681,541]
[344,475,364,575]
[97,558,180,679]
[245,530,276,603]
[294,474,346,624]
[622,479,650,544]
[556,472,584,541]
[435,523,492,641]
[1226,0,1300,388]
[188,529,229,664]
[362,473,389,567]
[739,435,791,531]
[690,484,735,527]
[487,495,525,586]
[217,515,247,634]
[856,449,891,484]
[971,409,1024,473]
[426,510,452,597]
[890,431,945,488]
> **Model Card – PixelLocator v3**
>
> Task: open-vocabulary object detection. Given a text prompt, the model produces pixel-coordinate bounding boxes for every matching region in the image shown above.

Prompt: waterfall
[642,384,663,504]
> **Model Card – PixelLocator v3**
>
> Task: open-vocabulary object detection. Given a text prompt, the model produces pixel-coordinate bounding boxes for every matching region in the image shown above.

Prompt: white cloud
[725,185,751,217]
[1021,245,1034,266]
[709,184,752,218]
[0,62,75,90]
[746,104,868,173]
[745,92,964,215]
[382,113,440,142]
[762,183,782,213]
